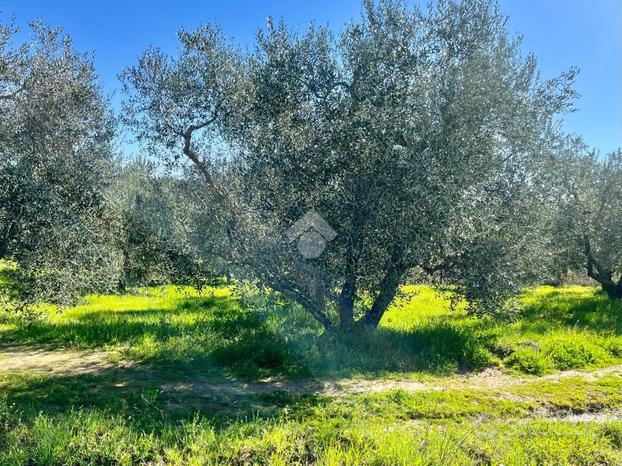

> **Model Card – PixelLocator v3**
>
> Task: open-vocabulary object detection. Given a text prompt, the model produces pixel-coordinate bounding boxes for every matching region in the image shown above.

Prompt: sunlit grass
[2,282,622,379]
[3,274,622,463]
[1,382,622,465]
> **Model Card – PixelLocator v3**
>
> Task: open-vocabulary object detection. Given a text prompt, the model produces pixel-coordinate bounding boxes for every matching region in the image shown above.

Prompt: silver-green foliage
[122,0,578,328]
[0,19,120,303]
[553,141,622,298]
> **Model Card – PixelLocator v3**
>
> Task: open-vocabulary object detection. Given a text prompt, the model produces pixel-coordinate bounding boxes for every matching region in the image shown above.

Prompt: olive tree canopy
[552,141,622,299]
[0,19,120,304]
[122,0,578,329]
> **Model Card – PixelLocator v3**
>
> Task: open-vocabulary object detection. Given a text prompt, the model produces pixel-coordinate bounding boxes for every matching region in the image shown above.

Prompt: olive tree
[553,141,622,299]
[122,0,577,329]
[109,157,224,289]
[0,19,121,304]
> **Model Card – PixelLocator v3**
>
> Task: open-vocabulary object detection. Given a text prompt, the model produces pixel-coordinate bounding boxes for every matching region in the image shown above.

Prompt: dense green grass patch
[3,359,622,464]
[1,382,622,465]
[2,281,622,463]
[1,284,622,379]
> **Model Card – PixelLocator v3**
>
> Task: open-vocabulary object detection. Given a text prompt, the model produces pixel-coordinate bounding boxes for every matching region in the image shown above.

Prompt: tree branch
[270,279,334,330]
[181,117,227,203]
[0,85,23,100]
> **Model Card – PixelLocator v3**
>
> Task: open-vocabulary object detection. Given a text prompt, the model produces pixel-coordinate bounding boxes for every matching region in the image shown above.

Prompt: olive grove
[0,19,218,307]
[552,141,622,299]
[121,0,581,329]
[1,1,619,328]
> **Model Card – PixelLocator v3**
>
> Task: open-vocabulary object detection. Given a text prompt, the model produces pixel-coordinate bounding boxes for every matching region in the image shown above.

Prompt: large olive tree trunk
[585,238,622,299]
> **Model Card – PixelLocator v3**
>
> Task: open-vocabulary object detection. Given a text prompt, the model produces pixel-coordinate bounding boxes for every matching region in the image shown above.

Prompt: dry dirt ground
[0,345,115,376]
[160,363,622,415]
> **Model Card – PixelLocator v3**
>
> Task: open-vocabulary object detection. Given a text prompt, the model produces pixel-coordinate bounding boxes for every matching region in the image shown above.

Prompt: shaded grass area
[2,348,622,464]
[2,369,622,465]
[2,281,622,463]
[4,361,622,426]
[1,284,622,379]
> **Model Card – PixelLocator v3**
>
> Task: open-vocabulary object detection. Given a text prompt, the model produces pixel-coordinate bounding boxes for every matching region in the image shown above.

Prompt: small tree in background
[110,157,226,289]
[553,142,622,299]
[122,0,578,329]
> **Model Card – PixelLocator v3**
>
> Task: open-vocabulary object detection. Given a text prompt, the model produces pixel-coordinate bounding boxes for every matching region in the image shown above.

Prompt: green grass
[2,280,622,464]
[1,378,622,465]
[2,284,621,379]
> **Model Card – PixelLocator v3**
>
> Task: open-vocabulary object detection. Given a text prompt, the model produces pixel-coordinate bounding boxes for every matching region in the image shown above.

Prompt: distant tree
[109,157,224,289]
[0,19,121,304]
[122,0,578,329]
[553,142,622,299]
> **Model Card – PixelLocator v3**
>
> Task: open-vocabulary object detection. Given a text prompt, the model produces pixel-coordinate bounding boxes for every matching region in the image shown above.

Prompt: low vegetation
[2,283,621,379]
[1,282,622,464]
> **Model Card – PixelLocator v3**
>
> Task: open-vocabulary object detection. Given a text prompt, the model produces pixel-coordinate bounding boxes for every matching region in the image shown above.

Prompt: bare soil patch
[0,345,115,376]
[161,363,622,397]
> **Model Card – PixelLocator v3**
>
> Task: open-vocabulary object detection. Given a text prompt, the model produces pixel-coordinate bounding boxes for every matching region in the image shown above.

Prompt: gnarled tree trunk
[584,237,622,299]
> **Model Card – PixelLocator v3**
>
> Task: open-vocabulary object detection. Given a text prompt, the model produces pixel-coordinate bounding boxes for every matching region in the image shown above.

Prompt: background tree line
[0,20,227,310]
[0,0,620,329]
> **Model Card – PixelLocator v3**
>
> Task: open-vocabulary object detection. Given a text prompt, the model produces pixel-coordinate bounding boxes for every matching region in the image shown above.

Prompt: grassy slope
[1,282,622,464]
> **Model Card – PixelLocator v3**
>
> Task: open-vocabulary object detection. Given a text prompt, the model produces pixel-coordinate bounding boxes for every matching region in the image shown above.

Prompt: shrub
[545,339,605,370]
[208,308,307,378]
[419,321,495,373]
[505,347,552,375]
[606,338,622,358]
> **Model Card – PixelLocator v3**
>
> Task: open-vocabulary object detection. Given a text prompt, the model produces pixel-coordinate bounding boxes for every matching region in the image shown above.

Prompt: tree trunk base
[602,285,622,300]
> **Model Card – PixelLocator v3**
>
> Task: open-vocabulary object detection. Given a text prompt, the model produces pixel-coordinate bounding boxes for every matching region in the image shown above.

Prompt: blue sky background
[2,0,621,154]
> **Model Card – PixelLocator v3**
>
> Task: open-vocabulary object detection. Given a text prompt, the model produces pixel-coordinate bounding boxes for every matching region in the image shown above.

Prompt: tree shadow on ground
[519,289,622,334]
[4,286,620,386]
[0,362,324,434]
[0,295,230,347]
[1,292,498,380]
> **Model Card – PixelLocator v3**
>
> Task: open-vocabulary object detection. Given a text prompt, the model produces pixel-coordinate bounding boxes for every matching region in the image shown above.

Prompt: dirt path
[161,364,622,397]
[0,345,116,376]
[3,344,622,397]
[4,344,622,424]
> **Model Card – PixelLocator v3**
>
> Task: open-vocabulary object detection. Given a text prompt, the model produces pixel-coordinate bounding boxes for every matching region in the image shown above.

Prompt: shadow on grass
[1,291,498,382]
[302,321,496,377]
[520,289,622,334]
[1,295,227,348]
[0,362,325,435]
[3,286,620,384]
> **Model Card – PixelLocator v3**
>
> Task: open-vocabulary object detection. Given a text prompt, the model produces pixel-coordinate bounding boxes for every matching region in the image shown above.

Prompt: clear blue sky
[2,0,621,154]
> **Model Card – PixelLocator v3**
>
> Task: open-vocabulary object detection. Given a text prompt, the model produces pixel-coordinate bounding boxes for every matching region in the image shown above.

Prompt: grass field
[1,279,622,464]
